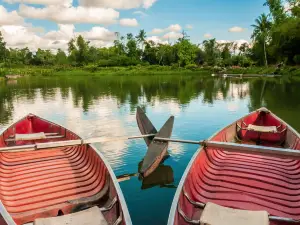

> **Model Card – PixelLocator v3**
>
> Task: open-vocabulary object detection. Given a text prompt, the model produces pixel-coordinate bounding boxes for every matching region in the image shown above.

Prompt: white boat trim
[0,114,132,225]
[167,107,300,225]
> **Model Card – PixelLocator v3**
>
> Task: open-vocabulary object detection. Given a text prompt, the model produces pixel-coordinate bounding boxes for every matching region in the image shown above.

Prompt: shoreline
[1,65,300,77]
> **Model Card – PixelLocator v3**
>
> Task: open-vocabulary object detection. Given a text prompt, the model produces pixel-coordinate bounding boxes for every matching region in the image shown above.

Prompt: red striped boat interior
[171,109,300,225]
[0,115,129,225]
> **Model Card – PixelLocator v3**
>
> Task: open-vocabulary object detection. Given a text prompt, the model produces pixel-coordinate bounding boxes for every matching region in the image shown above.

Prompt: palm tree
[251,13,271,66]
[136,29,147,50]
[127,33,133,41]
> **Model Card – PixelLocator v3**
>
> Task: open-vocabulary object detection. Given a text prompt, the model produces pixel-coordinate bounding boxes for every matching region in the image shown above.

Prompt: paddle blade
[117,173,139,182]
[139,116,174,178]
[136,107,157,146]
[140,163,175,190]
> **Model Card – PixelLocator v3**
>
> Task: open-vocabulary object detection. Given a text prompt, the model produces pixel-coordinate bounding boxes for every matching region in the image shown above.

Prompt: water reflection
[1,75,300,225]
[137,159,176,190]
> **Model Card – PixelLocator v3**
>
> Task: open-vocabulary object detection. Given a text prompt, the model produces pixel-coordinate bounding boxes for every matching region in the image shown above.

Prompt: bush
[0,68,7,77]
[84,64,98,72]
[171,63,179,69]
[185,64,198,70]
[293,55,300,65]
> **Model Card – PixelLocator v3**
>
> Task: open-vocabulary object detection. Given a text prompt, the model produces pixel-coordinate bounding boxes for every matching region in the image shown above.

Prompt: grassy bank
[226,66,300,76]
[1,65,300,77]
[1,65,212,77]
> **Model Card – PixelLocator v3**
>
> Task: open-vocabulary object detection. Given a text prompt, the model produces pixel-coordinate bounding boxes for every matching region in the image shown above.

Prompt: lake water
[1,75,300,225]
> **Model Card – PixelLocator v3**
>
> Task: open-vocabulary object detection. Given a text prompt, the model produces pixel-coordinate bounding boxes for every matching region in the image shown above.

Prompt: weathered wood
[36,140,82,149]
[0,145,36,152]
[154,137,300,159]
[0,134,156,152]
[83,134,155,145]
[6,135,64,142]
[139,116,174,177]
[136,106,158,146]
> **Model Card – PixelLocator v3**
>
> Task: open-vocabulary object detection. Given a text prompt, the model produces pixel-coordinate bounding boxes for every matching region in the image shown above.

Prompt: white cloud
[228,26,246,32]
[204,33,212,39]
[18,4,119,25]
[151,24,182,34]
[78,27,116,41]
[234,39,250,47]
[151,28,164,34]
[1,23,116,52]
[133,11,148,17]
[143,0,157,8]
[44,24,75,40]
[167,24,182,32]
[79,0,157,9]
[217,39,250,48]
[0,25,50,51]
[0,5,24,26]
[185,24,193,30]
[146,36,168,44]
[4,0,72,6]
[162,32,183,40]
[119,18,139,27]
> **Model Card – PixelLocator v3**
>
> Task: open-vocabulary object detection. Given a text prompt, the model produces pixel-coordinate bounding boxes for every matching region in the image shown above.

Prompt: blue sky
[0,0,269,50]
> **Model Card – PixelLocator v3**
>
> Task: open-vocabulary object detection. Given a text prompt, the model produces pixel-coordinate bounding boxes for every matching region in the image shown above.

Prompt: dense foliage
[0,0,299,69]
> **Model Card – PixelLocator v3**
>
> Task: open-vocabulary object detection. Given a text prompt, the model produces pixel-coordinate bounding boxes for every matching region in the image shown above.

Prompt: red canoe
[0,114,132,225]
[168,108,300,225]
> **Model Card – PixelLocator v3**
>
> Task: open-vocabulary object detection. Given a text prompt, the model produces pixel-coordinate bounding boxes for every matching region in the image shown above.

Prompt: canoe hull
[168,108,300,225]
[0,115,132,225]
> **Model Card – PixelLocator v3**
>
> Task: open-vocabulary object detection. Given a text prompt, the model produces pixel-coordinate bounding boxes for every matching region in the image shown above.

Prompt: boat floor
[0,144,110,225]
[181,138,300,224]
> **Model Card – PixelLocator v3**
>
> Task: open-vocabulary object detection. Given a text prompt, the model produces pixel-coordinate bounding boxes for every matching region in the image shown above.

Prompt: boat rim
[167,107,300,225]
[0,113,133,225]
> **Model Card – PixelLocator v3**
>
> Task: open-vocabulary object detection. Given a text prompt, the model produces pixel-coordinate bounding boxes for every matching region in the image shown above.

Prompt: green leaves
[0,32,7,63]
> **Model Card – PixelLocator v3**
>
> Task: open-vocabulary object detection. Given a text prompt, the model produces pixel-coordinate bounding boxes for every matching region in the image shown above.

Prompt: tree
[76,35,89,65]
[127,33,133,41]
[33,49,55,65]
[175,39,198,67]
[264,0,286,24]
[67,35,90,65]
[126,33,138,58]
[220,42,233,61]
[87,46,100,63]
[136,29,147,49]
[114,33,126,56]
[239,43,250,55]
[202,39,220,66]
[56,49,68,65]
[68,38,76,54]
[143,41,158,64]
[251,13,272,66]
[156,44,176,66]
[0,31,7,63]
[287,0,300,17]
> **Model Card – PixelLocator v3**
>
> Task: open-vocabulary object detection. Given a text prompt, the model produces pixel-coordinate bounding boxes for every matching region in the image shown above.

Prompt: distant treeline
[0,0,299,69]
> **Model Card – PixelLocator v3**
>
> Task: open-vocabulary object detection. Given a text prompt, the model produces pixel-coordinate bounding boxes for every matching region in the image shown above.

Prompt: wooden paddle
[0,134,156,152]
[154,137,300,159]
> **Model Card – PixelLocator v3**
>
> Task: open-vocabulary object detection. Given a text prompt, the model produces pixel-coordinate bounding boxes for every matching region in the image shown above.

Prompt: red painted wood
[0,115,121,225]
[174,110,300,225]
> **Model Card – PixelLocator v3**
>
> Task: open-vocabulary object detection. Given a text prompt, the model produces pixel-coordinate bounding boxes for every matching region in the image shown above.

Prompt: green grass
[2,65,212,77]
[1,65,299,77]
[225,66,300,76]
